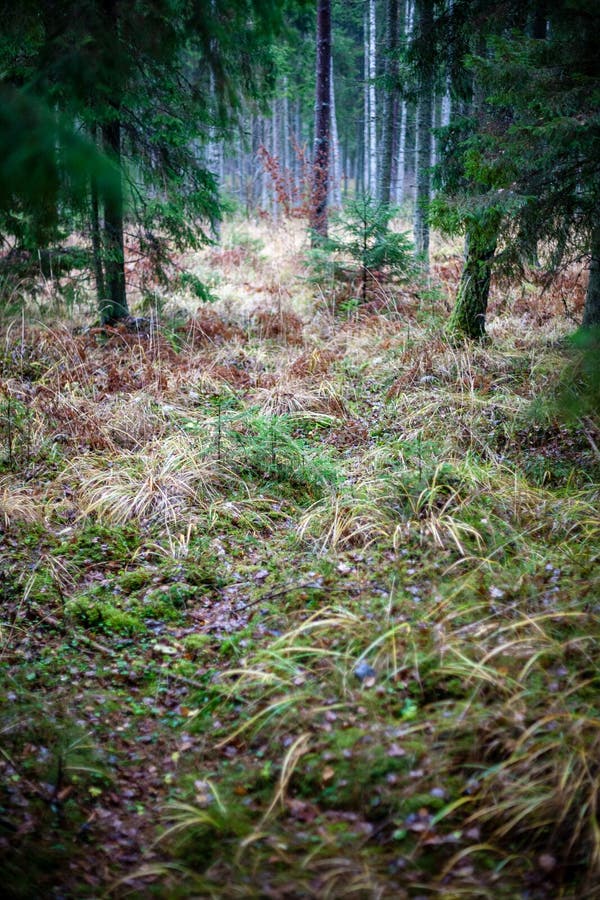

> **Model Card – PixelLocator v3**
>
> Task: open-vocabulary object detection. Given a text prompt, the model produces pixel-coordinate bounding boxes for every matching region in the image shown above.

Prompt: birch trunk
[363,6,370,194]
[329,56,342,208]
[368,0,377,195]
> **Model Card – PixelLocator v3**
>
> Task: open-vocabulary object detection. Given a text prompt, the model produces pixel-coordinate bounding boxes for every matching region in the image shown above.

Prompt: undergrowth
[0,219,598,899]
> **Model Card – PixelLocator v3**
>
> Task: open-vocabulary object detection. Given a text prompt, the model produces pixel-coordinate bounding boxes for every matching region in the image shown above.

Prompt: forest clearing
[1,218,599,898]
[1,0,599,896]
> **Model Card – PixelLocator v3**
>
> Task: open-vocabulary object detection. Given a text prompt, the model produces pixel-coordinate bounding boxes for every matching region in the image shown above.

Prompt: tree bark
[368,0,377,196]
[101,116,128,323]
[363,6,370,194]
[207,69,222,240]
[271,100,280,220]
[395,1,413,205]
[89,126,106,309]
[329,56,342,208]
[310,0,331,241]
[582,222,600,329]
[447,223,497,340]
[413,0,434,267]
[90,172,105,307]
[380,0,400,203]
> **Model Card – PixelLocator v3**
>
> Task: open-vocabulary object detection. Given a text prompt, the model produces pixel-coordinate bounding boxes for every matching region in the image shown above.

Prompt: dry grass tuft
[66,434,224,526]
[0,477,40,528]
[251,377,346,419]
[297,481,391,552]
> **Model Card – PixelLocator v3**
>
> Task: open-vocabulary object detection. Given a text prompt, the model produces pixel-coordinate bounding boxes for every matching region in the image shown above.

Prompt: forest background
[0,1,599,898]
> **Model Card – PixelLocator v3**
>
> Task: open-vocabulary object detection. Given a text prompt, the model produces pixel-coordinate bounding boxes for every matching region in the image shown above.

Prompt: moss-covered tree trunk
[582,222,600,329]
[447,222,497,340]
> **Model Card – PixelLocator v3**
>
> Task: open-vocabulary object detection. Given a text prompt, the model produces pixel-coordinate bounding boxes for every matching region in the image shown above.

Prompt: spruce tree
[0,0,290,321]
[431,0,600,338]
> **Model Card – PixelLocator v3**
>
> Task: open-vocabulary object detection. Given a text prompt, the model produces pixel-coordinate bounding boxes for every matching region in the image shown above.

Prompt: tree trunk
[413,0,434,267]
[441,87,452,128]
[207,70,222,240]
[282,78,290,199]
[582,222,600,329]
[271,100,280,220]
[447,223,497,340]
[89,126,106,308]
[368,0,377,195]
[395,0,413,205]
[363,7,370,194]
[329,56,342,208]
[396,101,407,203]
[101,116,128,323]
[90,174,105,307]
[260,116,269,212]
[380,0,400,203]
[310,0,331,241]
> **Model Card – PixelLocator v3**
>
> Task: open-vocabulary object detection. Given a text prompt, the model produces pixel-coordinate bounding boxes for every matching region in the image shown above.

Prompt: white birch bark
[329,56,342,207]
[363,6,370,193]
[368,0,377,195]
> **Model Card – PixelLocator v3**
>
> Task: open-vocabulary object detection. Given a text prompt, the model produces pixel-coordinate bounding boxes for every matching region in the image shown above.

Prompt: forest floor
[1,219,599,899]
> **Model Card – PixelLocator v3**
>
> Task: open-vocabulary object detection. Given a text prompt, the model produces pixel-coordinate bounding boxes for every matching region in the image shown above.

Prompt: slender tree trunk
[310,0,331,241]
[89,126,106,308]
[260,116,269,212]
[356,117,363,196]
[414,94,433,262]
[363,6,370,194]
[395,0,413,205]
[282,79,290,197]
[368,0,377,195]
[441,87,452,128]
[380,0,399,203]
[271,100,280,220]
[101,116,128,323]
[413,0,434,267]
[447,224,497,340]
[582,222,600,329]
[293,99,302,203]
[396,101,407,202]
[343,143,349,198]
[90,176,105,304]
[329,56,342,208]
[207,70,222,240]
